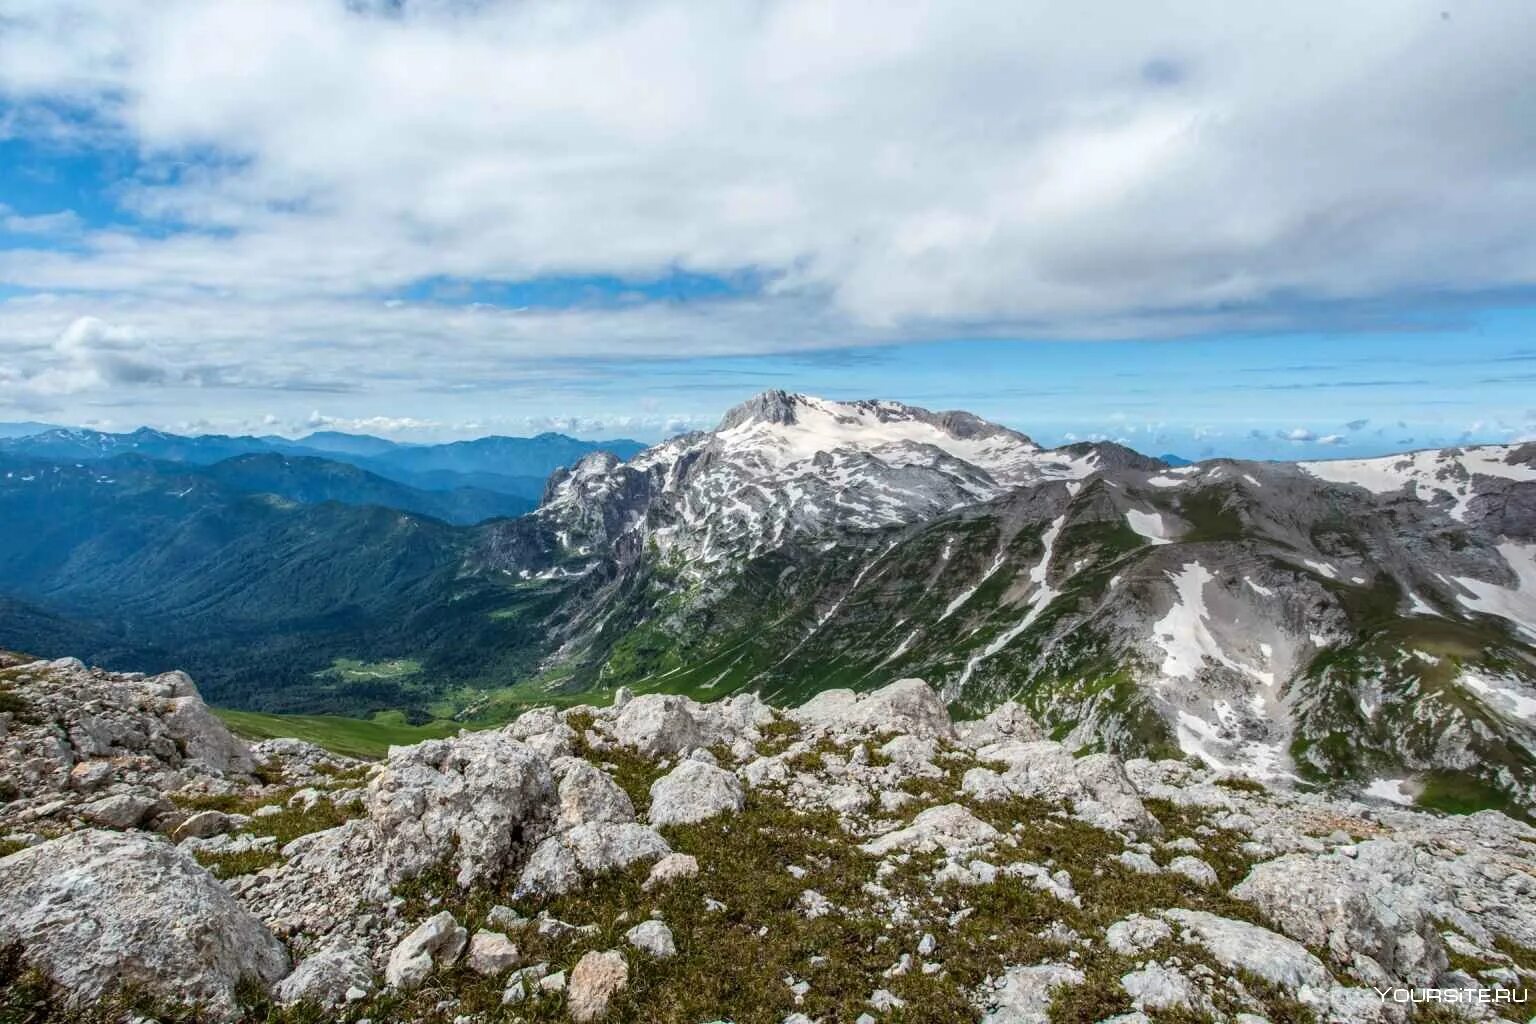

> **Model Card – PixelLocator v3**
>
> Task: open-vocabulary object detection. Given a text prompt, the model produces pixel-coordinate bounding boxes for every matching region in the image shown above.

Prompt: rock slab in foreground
[0,829,288,1019]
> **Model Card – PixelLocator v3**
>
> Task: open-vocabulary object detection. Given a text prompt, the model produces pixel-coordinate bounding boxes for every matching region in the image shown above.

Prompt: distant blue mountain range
[0,426,646,508]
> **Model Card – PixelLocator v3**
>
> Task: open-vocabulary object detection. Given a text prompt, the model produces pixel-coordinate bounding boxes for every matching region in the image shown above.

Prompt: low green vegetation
[213,708,464,759]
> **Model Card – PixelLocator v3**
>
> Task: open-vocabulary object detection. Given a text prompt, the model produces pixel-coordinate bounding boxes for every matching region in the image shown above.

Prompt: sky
[1,0,1535,460]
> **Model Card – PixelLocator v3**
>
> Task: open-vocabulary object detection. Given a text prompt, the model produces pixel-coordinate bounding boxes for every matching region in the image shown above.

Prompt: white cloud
[0,1,1532,345]
[1316,433,1344,445]
[1282,428,1316,442]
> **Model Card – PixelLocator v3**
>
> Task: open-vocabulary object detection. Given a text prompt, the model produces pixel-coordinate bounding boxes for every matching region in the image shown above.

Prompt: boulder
[955,701,1044,749]
[1230,839,1449,986]
[978,963,1085,1024]
[0,830,287,1019]
[568,949,629,1023]
[385,911,468,989]
[861,803,1000,856]
[972,740,1160,836]
[78,790,161,829]
[1167,855,1218,887]
[644,852,700,890]
[1161,909,1331,992]
[466,929,521,976]
[367,730,556,887]
[648,761,745,826]
[173,809,235,841]
[790,678,955,741]
[625,919,677,958]
[516,822,671,898]
[274,943,374,1007]
[614,695,705,758]
[553,758,636,827]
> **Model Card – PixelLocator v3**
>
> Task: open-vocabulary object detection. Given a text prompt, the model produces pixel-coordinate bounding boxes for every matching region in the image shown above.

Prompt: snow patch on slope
[1447,542,1536,641]
[1125,509,1174,545]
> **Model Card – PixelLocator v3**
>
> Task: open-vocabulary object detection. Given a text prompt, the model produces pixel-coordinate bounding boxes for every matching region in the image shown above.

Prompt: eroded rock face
[0,830,288,1019]
[0,659,255,831]
[1231,839,1450,987]
[367,730,557,887]
[516,822,671,898]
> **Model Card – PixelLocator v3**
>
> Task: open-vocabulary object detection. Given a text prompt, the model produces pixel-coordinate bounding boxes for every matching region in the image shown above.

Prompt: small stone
[385,911,468,989]
[568,950,628,1022]
[625,920,677,959]
[643,852,700,890]
[172,809,233,842]
[466,930,520,976]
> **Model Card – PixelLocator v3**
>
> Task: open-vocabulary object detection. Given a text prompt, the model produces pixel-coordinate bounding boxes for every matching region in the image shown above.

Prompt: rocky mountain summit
[3,656,1535,1023]
[473,393,1536,818]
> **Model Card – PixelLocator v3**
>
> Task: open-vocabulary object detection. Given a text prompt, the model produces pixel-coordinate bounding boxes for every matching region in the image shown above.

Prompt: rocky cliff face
[2,657,1534,1022]
[473,393,1536,816]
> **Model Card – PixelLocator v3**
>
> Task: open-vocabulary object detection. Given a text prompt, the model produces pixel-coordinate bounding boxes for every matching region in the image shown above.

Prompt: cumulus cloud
[0,0,1533,353]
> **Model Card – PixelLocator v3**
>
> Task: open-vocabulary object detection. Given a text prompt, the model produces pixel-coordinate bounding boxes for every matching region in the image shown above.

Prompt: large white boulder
[552,757,636,827]
[613,695,706,758]
[516,822,671,897]
[648,761,745,826]
[367,730,557,887]
[790,678,955,741]
[0,830,288,1019]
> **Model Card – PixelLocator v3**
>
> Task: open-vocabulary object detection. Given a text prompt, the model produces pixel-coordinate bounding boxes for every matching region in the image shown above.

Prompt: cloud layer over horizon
[1,0,1533,451]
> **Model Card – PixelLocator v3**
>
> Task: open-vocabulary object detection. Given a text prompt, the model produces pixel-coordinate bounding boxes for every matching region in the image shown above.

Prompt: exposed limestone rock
[0,830,287,1019]
[790,678,955,741]
[625,919,677,959]
[644,852,700,890]
[366,730,556,887]
[614,695,707,758]
[955,701,1044,749]
[648,760,745,826]
[553,757,636,827]
[1230,839,1450,986]
[1161,909,1330,992]
[0,659,255,830]
[466,929,521,976]
[971,739,1161,835]
[386,911,468,989]
[516,822,671,897]
[977,962,1085,1024]
[568,949,629,1023]
[861,803,1000,856]
[274,943,374,1007]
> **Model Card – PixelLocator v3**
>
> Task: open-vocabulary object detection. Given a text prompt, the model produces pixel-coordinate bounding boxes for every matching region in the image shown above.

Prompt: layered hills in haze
[2,392,1534,816]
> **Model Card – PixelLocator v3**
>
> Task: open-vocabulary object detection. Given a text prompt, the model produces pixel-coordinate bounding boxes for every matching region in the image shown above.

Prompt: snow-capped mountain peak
[539,391,1100,566]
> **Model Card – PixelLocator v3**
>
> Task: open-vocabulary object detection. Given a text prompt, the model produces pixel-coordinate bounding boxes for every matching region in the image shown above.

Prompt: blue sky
[1,1,1534,460]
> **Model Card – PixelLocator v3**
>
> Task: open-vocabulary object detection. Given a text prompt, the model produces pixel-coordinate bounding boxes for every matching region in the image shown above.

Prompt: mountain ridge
[2,391,1533,815]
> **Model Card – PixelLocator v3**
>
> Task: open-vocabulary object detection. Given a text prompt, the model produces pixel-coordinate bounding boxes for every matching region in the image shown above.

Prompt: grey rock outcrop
[648,760,744,826]
[274,943,373,1007]
[367,730,556,887]
[0,830,288,1019]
